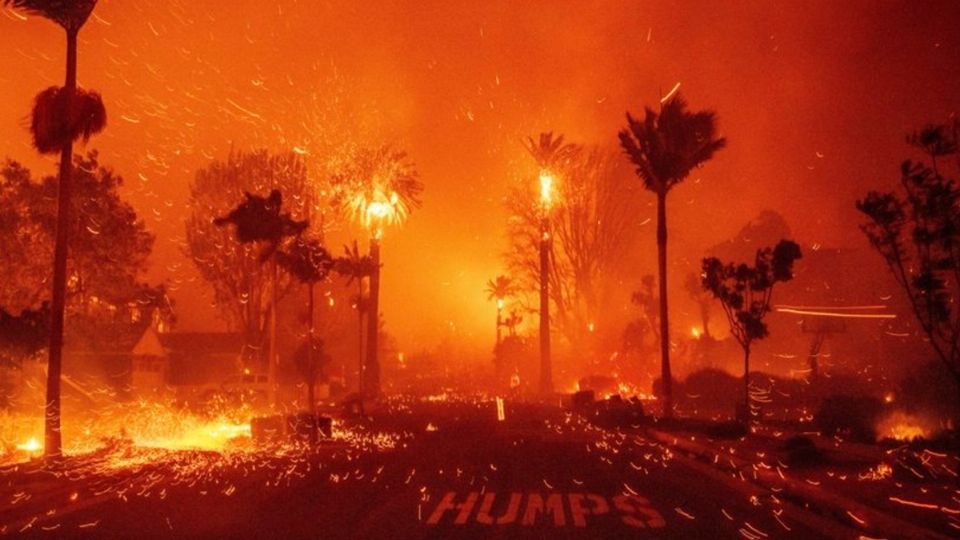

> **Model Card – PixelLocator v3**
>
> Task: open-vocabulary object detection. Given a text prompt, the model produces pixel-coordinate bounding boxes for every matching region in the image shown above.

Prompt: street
[2,399,854,539]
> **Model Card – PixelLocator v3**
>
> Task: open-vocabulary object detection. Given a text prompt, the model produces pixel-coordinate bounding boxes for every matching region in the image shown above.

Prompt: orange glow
[15,437,41,454]
[539,171,554,209]
[349,188,407,239]
[690,326,701,339]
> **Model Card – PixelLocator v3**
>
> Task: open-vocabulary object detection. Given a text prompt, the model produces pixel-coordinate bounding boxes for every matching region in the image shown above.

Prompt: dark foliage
[815,394,883,443]
[3,0,98,31]
[857,120,960,417]
[0,304,50,367]
[214,189,308,261]
[618,94,727,195]
[701,239,803,350]
[334,240,377,287]
[782,435,823,466]
[277,237,334,285]
[702,240,801,420]
[30,86,106,155]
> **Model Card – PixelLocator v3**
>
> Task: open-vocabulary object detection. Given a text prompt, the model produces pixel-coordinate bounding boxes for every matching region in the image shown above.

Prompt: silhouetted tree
[6,0,107,461]
[857,121,960,424]
[186,150,309,369]
[619,93,727,417]
[1,153,157,312]
[215,188,308,407]
[622,275,659,362]
[702,240,802,422]
[277,236,334,425]
[334,241,377,395]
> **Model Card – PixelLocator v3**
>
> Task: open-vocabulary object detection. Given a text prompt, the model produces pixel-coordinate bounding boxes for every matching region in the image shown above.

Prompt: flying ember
[0,1,958,539]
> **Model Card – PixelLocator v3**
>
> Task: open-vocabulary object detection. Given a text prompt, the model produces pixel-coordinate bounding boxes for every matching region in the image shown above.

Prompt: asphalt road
[3,399,853,539]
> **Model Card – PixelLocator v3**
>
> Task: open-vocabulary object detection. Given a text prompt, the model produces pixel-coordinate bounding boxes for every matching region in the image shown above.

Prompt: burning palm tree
[618,93,726,417]
[5,0,107,461]
[333,147,422,397]
[524,132,577,394]
[485,275,516,346]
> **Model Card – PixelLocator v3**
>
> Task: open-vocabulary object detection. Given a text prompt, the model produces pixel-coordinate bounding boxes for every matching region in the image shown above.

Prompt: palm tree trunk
[656,193,673,418]
[306,282,317,444]
[357,282,364,396]
[268,255,279,408]
[495,307,502,346]
[742,346,751,423]
[365,238,381,397]
[539,216,553,394]
[45,29,79,462]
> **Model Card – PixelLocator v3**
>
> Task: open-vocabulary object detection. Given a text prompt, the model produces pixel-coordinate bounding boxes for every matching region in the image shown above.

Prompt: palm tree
[334,241,376,396]
[524,132,577,394]
[6,0,106,461]
[215,189,308,407]
[277,236,334,435]
[485,275,516,346]
[332,147,422,397]
[618,93,726,417]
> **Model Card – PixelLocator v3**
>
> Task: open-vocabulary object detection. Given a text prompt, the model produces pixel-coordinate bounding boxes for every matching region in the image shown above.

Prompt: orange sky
[1,0,958,351]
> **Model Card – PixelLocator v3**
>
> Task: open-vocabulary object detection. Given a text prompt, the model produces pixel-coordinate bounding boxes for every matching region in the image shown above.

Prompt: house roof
[133,328,244,357]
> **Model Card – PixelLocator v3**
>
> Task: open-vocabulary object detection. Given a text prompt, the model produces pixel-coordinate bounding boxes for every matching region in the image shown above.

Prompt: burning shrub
[814,394,883,443]
[874,410,938,443]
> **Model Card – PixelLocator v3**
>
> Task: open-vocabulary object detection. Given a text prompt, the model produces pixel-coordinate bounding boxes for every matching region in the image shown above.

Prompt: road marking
[425,491,666,528]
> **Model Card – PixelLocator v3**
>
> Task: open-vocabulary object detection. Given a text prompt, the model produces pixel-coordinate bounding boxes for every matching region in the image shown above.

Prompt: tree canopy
[185,149,310,348]
[0,152,166,351]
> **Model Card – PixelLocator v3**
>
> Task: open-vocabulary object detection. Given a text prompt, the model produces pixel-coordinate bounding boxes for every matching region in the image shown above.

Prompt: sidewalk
[642,425,957,540]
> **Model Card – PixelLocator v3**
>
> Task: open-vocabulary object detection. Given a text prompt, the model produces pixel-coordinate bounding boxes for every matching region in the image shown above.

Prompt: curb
[644,428,953,540]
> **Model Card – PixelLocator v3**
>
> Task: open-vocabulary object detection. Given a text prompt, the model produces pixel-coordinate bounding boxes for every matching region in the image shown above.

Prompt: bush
[814,394,883,443]
[782,435,822,465]
[704,420,748,439]
[674,368,740,413]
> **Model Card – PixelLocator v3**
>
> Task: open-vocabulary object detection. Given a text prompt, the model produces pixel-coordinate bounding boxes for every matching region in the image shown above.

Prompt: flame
[348,187,407,237]
[876,411,931,441]
[690,326,702,339]
[539,171,554,209]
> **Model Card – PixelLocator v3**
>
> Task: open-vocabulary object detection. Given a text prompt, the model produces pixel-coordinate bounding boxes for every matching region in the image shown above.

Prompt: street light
[538,169,554,394]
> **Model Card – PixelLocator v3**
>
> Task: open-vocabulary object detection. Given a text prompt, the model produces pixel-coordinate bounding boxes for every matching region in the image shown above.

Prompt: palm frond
[30,86,106,154]
[524,132,578,170]
[4,0,98,31]
[618,92,726,194]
